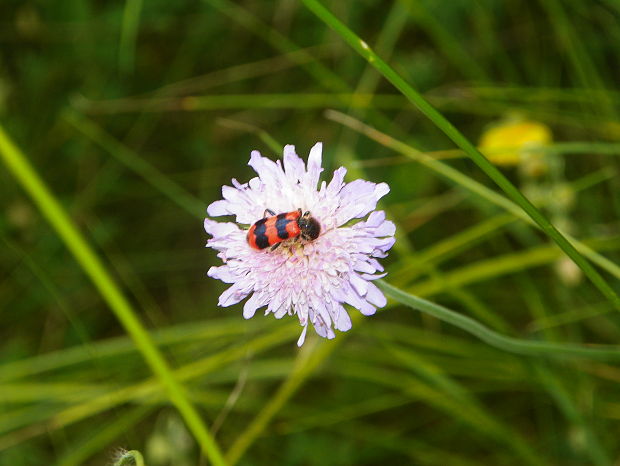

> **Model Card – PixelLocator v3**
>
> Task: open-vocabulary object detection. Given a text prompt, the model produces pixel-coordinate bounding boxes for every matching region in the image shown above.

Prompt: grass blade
[63,110,205,218]
[378,280,620,361]
[0,125,227,466]
[302,0,620,310]
[225,338,333,465]
[118,0,143,74]
[325,109,620,281]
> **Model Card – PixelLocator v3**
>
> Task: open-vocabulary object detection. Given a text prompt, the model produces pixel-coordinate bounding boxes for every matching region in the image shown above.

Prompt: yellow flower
[479,119,552,167]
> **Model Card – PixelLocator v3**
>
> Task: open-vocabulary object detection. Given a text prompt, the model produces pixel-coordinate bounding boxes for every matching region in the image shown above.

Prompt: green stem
[225,337,334,464]
[378,280,620,361]
[0,125,227,466]
[63,110,204,218]
[118,0,143,74]
[302,0,620,311]
[327,110,620,281]
[113,449,145,466]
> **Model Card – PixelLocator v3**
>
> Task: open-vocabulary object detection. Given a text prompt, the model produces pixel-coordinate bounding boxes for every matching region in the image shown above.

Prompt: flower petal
[283,145,305,183]
[326,167,347,196]
[207,265,236,283]
[297,325,308,346]
[207,200,231,217]
[349,272,368,296]
[218,281,251,307]
[335,282,376,316]
[335,180,389,225]
[334,304,352,331]
[248,150,280,187]
[365,281,387,307]
[365,210,385,227]
[204,219,239,238]
[243,292,266,319]
[306,142,323,189]
[375,220,396,237]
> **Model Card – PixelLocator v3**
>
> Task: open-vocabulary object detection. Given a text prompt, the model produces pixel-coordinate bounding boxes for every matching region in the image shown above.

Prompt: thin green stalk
[225,323,360,465]
[215,117,283,154]
[0,125,227,466]
[59,406,152,466]
[325,110,620,281]
[0,383,107,403]
[529,303,614,333]
[62,110,204,217]
[337,361,543,465]
[74,93,408,114]
[112,449,145,466]
[225,338,326,465]
[274,393,411,435]
[303,0,620,310]
[203,0,403,137]
[400,0,489,81]
[372,341,541,464]
[533,364,610,465]
[0,326,296,451]
[410,237,620,298]
[0,405,59,435]
[129,46,332,98]
[472,3,520,82]
[0,318,251,382]
[326,422,482,466]
[118,0,143,74]
[539,0,615,120]
[204,0,349,93]
[337,0,409,150]
[390,213,516,284]
[378,280,620,361]
[52,326,292,436]
[466,85,620,104]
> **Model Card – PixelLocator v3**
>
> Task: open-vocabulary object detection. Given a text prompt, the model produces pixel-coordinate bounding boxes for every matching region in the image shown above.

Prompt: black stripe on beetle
[252,221,270,249]
[275,214,291,240]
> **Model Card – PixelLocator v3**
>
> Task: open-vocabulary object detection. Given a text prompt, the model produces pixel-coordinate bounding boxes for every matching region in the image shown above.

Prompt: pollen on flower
[204,143,395,346]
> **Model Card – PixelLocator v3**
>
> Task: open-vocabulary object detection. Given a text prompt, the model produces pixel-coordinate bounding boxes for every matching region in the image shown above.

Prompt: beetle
[247,208,321,251]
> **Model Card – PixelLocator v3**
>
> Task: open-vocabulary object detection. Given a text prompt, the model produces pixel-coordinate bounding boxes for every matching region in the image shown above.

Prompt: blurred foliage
[1,0,620,465]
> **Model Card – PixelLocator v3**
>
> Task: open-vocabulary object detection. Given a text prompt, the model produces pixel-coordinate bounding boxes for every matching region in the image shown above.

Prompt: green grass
[1,0,620,465]
[0,125,226,465]
[303,0,620,310]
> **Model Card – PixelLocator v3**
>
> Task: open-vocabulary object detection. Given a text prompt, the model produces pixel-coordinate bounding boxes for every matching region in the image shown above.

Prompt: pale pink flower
[204,143,395,346]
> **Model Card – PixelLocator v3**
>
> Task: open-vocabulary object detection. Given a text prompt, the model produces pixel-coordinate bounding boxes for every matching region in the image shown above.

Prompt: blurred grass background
[1,0,620,464]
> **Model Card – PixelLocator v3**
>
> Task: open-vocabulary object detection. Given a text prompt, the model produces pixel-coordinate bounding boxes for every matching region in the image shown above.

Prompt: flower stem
[379,280,620,361]
[112,450,145,466]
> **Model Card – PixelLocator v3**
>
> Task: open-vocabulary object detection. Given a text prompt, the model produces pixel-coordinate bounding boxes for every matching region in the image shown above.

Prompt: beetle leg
[270,242,282,251]
[263,208,276,218]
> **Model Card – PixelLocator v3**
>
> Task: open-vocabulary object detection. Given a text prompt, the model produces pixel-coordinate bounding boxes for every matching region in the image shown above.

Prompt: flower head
[479,117,552,172]
[204,143,395,346]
